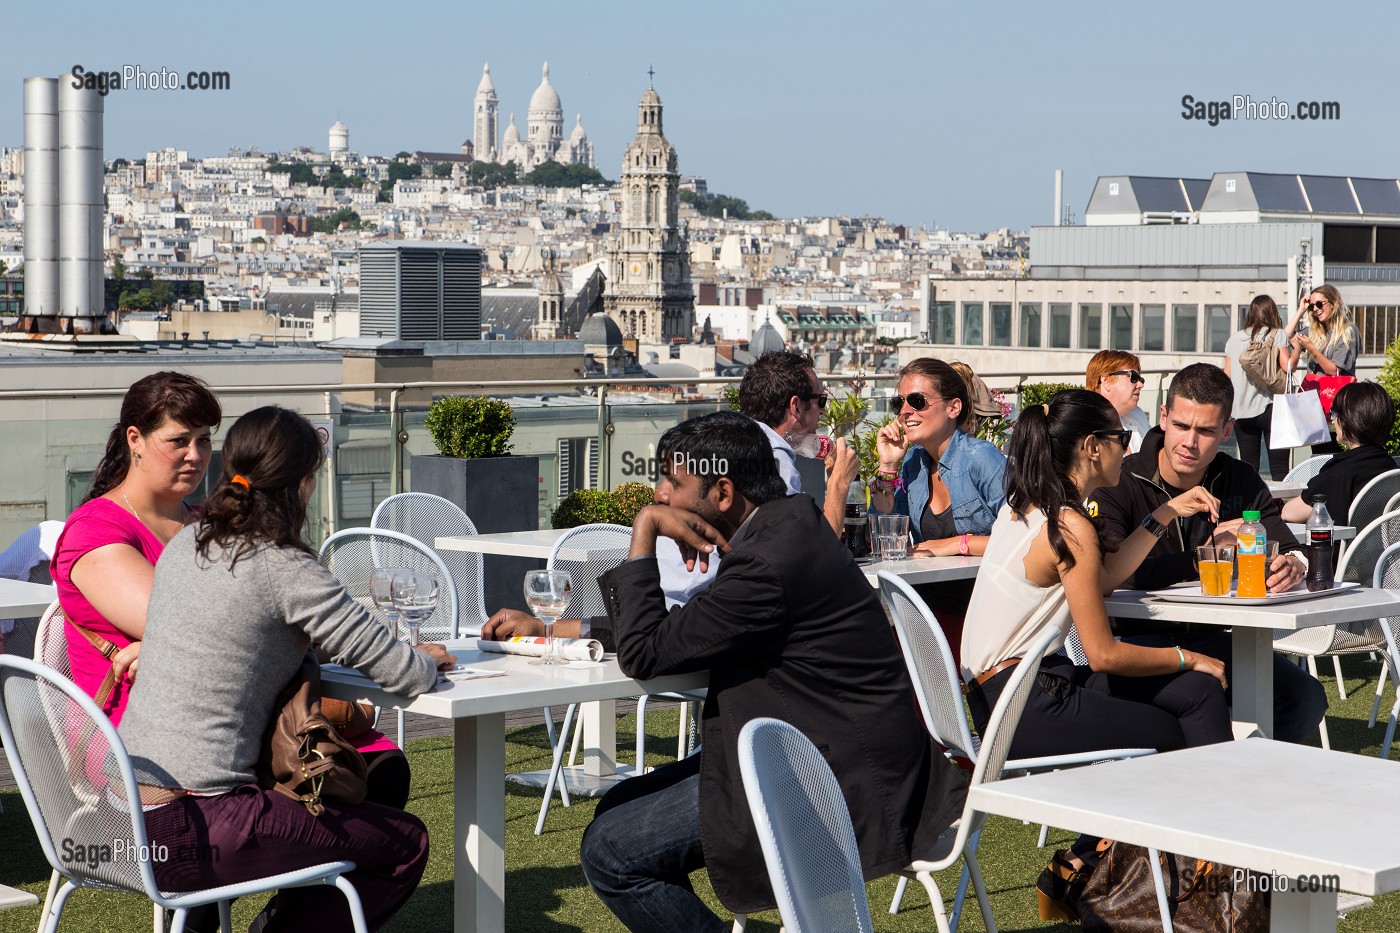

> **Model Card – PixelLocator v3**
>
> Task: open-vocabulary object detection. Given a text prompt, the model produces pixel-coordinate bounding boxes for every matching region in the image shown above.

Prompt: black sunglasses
[1310,300,1329,311]
[800,392,829,410]
[1106,369,1144,385]
[1092,429,1133,448]
[891,392,944,413]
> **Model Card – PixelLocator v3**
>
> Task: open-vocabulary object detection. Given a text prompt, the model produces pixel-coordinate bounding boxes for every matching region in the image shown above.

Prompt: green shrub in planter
[424,396,515,459]
[1020,382,1082,410]
[1377,336,1400,455]
[612,482,656,524]
[551,488,626,529]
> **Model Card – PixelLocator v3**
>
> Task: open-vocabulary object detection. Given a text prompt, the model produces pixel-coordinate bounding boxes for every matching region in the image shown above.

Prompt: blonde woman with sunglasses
[1285,283,1360,454]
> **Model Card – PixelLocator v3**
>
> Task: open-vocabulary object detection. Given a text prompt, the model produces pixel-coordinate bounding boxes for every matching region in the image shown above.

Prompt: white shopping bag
[1270,386,1331,448]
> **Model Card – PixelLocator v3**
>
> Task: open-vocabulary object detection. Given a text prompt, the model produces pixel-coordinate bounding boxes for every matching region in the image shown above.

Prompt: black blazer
[599,494,967,913]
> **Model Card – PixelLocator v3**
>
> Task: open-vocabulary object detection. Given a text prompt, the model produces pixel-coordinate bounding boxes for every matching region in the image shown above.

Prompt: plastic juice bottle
[1236,510,1267,598]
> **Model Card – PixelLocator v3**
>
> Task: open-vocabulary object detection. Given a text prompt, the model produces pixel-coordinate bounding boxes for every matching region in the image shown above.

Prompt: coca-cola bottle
[788,432,834,459]
[1305,495,1335,592]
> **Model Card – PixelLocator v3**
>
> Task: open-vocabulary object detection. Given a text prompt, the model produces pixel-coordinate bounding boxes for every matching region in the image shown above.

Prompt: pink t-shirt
[52,497,163,726]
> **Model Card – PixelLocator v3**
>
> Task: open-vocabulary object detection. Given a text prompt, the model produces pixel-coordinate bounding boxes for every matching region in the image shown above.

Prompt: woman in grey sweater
[121,407,455,932]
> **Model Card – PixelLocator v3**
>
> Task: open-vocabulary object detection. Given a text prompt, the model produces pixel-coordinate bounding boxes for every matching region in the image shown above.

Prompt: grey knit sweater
[121,524,438,794]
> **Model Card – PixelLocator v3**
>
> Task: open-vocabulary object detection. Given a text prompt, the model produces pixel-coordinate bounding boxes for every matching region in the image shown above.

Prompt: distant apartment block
[358,241,484,340]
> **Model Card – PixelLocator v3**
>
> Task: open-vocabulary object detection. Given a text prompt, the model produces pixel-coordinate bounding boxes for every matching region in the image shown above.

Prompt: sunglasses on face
[1092,429,1133,448]
[1106,369,1145,385]
[800,392,829,410]
[1310,300,1329,311]
[891,392,945,413]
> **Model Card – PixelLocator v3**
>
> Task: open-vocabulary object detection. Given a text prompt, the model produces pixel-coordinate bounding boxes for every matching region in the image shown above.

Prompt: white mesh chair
[1369,542,1400,759]
[31,599,71,928]
[737,717,876,933]
[320,528,459,747]
[371,492,488,637]
[1283,455,1332,486]
[1386,491,1400,517]
[1345,470,1400,537]
[1274,509,1400,748]
[0,654,369,933]
[878,572,1155,922]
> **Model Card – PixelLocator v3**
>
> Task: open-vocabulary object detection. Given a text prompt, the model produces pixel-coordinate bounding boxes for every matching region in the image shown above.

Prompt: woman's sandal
[1036,848,1094,922]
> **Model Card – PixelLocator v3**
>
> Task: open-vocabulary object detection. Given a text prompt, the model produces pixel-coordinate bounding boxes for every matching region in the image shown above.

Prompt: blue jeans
[580,755,728,933]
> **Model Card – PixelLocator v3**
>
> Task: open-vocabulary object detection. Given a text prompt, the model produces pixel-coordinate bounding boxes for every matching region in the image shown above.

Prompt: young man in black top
[1088,363,1327,743]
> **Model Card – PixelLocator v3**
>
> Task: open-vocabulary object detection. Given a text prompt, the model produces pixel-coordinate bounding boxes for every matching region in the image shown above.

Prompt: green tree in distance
[312,208,363,234]
[432,162,453,178]
[467,161,520,189]
[679,188,772,220]
[523,161,610,188]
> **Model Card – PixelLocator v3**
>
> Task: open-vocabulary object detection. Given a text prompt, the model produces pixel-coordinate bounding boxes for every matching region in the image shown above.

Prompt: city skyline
[3,0,1397,231]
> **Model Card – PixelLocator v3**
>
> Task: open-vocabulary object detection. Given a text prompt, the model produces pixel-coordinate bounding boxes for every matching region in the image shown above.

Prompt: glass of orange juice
[1196,545,1234,596]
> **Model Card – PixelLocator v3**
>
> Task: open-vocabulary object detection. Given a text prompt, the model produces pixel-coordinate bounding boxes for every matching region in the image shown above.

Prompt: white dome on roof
[569,114,587,141]
[528,62,562,115]
[476,63,495,94]
[502,113,520,144]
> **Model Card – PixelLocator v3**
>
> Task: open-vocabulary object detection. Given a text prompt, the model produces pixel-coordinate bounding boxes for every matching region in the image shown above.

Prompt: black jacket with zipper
[1087,426,1302,594]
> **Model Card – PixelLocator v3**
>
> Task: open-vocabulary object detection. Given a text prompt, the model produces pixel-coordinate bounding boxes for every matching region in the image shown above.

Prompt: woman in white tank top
[960,389,1233,923]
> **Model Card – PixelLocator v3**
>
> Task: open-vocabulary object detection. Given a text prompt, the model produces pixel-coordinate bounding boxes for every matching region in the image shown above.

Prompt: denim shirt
[884,429,1006,542]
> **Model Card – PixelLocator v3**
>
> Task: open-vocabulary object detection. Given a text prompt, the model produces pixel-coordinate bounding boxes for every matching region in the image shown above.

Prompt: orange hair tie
[230,475,251,491]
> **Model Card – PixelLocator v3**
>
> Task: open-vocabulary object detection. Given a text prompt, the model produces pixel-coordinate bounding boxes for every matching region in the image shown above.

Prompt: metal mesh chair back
[1386,492,1400,517]
[1347,470,1400,533]
[966,624,1061,796]
[1063,624,1089,667]
[1283,455,1332,486]
[877,572,977,760]
[1339,511,1400,585]
[34,600,70,675]
[547,524,632,620]
[738,717,875,933]
[319,528,460,642]
[0,655,158,897]
[371,492,487,634]
[1375,543,1400,656]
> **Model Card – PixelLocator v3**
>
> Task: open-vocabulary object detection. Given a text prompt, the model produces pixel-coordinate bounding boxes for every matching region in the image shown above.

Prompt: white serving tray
[1145,581,1358,606]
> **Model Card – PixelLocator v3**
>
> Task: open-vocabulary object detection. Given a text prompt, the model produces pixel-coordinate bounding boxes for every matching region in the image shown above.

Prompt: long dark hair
[1006,389,1120,570]
[1244,295,1282,339]
[85,371,222,503]
[195,406,324,568]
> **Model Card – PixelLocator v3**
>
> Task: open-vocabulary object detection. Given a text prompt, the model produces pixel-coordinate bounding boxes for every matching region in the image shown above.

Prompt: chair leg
[535,703,579,835]
[1369,656,1390,728]
[965,844,998,933]
[1306,657,1331,750]
[1037,822,1049,847]
[1333,655,1348,700]
[217,899,231,933]
[676,700,689,760]
[1383,698,1400,760]
[567,707,583,768]
[1147,848,1174,932]
[153,901,166,933]
[41,880,78,933]
[635,695,651,773]
[167,908,186,933]
[38,869,59,933]
[887,875,909,914]
[396,709,405,748]
[731,914,747,932]
[915,869,952,933]
[333,874,370,933]
[948,861,972,931]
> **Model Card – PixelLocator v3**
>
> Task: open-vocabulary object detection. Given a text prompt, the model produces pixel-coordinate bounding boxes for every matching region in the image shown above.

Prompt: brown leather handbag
[1079,842,1270,933]
[255,652,368,815]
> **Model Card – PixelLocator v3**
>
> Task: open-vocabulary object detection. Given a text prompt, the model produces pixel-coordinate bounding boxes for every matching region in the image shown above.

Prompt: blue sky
[4,0,1395,231]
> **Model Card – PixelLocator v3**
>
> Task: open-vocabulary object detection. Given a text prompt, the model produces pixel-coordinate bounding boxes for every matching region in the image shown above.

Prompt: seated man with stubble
[486,412,966,932]
[1088,362,1327,744]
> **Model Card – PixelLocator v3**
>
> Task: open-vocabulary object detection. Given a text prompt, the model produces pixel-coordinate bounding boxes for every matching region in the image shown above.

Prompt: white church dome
[528,62,562,114]
[476,63,495,94]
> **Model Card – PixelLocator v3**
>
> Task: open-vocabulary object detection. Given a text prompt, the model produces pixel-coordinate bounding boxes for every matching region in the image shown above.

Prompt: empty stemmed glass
[371,567,405,640]
[390,571,440,647]
[523,570,572,666]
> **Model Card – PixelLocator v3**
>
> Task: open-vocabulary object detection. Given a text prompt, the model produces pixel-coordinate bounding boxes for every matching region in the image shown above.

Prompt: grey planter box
[411,454,541,613]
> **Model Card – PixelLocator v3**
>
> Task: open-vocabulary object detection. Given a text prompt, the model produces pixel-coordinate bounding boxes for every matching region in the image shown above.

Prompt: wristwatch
[1139,513,1169,538]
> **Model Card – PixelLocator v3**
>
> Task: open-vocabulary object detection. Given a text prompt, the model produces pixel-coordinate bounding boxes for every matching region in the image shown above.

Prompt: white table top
[1104,584,1400,633]
[434,528,624,562]
[1287,522,1356,542]
[321,638,707,719]
[0,578,56,617]
[970,739,1400,897]
[1267,480,1307,499]
[862,555,981,586]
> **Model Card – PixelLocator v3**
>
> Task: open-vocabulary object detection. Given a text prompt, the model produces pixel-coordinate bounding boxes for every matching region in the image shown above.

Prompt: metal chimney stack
[58,78,105,331]
[22,78,59,319]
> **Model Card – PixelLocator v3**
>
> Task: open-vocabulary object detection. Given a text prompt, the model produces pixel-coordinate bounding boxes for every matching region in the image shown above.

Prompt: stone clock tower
[604,83,693,341]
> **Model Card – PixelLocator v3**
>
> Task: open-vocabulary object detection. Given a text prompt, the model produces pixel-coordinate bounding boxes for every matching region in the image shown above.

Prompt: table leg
[582,699,618,776]
[1270,888,1336,932]
[1231,627,1274,739]
[456,712,505,933]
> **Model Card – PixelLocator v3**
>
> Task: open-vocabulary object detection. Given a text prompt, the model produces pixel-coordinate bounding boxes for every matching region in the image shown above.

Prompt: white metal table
[970,739,1400,932]
[1286,523,1355,542]
[321,639,706,933]
[0,578,56,618]
[1267,480,1307,500]
[861,555,981,587]
[1105,586,1400,739]
[435,528,593,562]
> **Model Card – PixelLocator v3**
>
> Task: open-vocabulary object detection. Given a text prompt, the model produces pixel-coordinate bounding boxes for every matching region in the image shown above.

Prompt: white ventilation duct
[22,77,59,317]
[57,77,105,328]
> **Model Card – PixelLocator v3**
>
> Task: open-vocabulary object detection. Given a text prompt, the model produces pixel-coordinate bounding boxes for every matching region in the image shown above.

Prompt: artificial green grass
[2,657,1399,932]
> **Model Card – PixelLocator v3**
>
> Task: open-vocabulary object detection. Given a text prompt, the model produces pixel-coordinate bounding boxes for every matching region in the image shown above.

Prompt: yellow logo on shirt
[1086,500,1099,518]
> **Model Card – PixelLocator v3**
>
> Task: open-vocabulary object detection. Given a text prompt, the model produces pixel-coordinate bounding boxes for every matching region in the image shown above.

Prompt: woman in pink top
[52,372,223,725]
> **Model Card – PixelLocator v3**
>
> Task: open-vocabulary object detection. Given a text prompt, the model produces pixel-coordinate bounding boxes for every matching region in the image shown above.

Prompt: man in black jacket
[567,411,966,932]
[1088,363,1326,743]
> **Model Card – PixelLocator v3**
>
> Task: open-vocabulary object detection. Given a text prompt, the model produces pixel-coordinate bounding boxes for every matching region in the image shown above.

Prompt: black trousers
[1233,406,1291,481]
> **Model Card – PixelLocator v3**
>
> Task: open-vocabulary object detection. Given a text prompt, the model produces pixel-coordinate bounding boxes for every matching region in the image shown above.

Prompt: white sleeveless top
[959,504,1070,683]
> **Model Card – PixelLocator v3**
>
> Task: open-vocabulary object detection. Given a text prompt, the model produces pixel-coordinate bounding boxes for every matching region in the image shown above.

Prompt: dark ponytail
[85,371,223,502]
[1005,389,1120,569]
[195,406,324,568]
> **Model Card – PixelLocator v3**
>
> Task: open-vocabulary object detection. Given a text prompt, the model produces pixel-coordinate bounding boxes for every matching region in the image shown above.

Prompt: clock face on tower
[630,261,642,278]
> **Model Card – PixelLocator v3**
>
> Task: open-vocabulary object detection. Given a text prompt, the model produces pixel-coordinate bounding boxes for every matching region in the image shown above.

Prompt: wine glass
[523,569,572,666]
[390,571,440,647]
[371,567,404,640]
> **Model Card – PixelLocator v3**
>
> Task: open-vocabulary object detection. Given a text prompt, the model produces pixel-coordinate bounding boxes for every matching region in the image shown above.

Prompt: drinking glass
[1195,546,1234,597]
[872,514,910,561]
[391,571,440,646]
[371,567,404,640]
[524,569,572,666]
